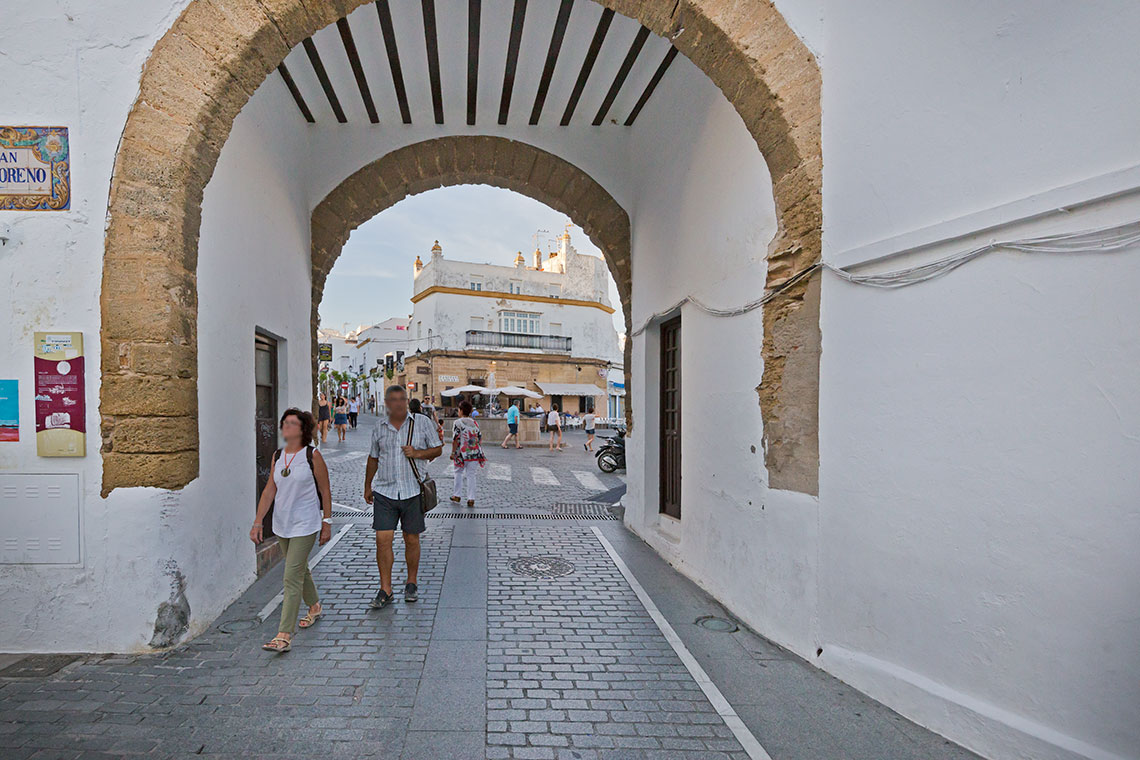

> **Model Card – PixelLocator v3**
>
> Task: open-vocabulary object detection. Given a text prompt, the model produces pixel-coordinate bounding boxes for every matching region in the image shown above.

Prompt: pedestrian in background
[333,397,348,442]
[583,409,596,451]
[548,404,563,451]
[450,400,486,507]
[501,401,522,449]
[410,398,444,443]
[251,408,332,653]
[316,393,331,445]
[348,397,359,429]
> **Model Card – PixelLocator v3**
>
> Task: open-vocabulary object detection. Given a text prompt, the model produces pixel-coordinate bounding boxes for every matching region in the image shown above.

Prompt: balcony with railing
[465,330,572,352]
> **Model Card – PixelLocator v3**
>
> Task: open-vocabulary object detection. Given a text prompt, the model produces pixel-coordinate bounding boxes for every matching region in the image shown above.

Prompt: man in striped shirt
[364,385,442,609]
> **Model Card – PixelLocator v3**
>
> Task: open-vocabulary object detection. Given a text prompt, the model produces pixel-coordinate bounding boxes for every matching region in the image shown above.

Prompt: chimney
[532,247,542,270]
[413,255,424,276]
[431,240,443,262]
[559,229,571,258]
[514,251,526,268]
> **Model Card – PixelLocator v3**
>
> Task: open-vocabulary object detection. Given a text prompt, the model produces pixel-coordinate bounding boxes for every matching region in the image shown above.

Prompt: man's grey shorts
[373,493,426,534]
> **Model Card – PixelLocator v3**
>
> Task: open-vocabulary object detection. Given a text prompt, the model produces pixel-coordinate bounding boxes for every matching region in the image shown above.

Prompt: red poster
[34,332,85,457]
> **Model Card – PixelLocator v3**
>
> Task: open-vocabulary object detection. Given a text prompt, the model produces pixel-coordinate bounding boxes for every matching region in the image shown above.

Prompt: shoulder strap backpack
[406,415,438,513]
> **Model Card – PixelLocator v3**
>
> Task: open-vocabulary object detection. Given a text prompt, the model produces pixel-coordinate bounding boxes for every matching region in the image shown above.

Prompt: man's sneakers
[370,588,394,609]
[370,585,417,608]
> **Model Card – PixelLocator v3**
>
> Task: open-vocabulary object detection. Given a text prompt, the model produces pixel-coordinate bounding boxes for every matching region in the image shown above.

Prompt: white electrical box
[0,473,81,564]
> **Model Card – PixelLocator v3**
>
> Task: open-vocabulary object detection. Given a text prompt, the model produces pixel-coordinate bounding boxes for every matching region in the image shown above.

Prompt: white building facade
[410,234,622,366]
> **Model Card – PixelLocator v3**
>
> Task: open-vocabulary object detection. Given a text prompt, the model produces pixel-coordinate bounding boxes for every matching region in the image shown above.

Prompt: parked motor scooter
[595,430,626,472]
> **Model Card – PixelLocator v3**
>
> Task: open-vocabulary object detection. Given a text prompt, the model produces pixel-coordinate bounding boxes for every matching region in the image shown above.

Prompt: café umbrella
[440,384,488,397]
[487,386,542,398]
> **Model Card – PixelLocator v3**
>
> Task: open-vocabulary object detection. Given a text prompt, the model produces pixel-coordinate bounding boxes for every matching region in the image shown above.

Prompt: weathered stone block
[102,375,198,417]
[112,416,199,453]
[102,450,199,494]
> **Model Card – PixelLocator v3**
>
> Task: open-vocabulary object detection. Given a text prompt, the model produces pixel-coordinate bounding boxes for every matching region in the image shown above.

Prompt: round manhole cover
[695,615,739,633]
[510,556,576,578]
[217,618,260,634]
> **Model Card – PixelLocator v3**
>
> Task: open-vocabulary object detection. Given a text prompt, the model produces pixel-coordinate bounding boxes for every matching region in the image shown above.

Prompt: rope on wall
[630,219,1140,337]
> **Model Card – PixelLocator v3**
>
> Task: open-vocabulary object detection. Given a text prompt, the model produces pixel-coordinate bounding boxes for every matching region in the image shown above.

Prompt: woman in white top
[547,404,564,451]
[251,408,332,653]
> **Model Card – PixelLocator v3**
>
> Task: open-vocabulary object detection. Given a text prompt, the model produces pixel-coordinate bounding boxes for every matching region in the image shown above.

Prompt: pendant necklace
[281,448,301,477]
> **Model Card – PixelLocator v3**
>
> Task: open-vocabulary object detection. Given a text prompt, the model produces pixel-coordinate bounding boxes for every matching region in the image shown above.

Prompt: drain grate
[427,510,617,520]
[332,509,372,518]
[217,618,260,634]
[695,615,739,633]
[510,556,576,578]
[552,502,620,520]
[0,654,79,678]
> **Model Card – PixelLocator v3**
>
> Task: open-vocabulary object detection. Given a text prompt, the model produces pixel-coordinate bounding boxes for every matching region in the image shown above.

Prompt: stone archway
[99,0,821,495]
[307,135,632,426]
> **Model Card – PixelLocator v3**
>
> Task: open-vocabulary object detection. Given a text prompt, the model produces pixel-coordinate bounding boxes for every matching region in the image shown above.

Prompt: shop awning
[535,382,607,397]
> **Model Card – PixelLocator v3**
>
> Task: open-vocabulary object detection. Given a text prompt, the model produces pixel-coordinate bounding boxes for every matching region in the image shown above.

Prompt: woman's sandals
[262,635,291,652]
[297,604,322,629]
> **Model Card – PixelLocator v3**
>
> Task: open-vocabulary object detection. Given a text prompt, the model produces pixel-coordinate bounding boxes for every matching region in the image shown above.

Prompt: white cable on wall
[630,219,1140,336]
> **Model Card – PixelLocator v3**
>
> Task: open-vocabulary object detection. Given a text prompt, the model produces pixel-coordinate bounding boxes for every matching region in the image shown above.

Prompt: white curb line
[256,523,354,623]
[590,526,773,760]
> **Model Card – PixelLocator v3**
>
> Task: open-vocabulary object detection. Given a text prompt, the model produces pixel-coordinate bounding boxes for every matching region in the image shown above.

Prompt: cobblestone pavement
[319,414,626,513]
[0,414,980,760]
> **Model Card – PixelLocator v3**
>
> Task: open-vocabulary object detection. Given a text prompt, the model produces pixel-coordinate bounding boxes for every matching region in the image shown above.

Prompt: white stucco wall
[0,0,199,652]
[622,61,821,656]
[190,71,316,638]
[807,3,1140,758]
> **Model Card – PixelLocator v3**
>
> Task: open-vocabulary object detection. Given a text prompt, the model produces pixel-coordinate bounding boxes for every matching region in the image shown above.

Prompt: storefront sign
[416,366,430,374]
[0,380,17,441]
[438,374,459,382]
[318,342,332,361]
[0,127,70,211]
[34,332,85,456]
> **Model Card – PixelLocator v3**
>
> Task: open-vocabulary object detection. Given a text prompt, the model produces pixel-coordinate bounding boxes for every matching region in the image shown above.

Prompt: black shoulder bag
[405,415,438,513]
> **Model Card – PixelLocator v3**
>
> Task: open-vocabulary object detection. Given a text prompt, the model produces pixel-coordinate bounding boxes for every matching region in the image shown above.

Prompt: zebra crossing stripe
[572,470,606,491]
[488,463,511,481]
[530,466,560,486]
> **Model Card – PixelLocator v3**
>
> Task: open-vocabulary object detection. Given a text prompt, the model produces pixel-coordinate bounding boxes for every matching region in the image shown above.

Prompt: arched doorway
[307,136,631,425]
[98,0,821,496]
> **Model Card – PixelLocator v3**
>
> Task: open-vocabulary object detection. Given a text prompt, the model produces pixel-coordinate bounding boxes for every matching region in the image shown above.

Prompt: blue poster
[0,380,16,441]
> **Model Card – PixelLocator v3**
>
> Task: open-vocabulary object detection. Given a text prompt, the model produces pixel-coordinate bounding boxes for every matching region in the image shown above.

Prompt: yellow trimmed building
[400,233,621,415]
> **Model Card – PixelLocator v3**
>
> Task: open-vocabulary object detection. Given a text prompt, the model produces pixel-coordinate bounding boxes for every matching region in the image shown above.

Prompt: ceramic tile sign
[34,332,85,457]
[0,127,70,211]
[0,380,17,441]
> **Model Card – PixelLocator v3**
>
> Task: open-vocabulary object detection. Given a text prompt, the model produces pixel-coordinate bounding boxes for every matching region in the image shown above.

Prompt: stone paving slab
[1,414,981,760]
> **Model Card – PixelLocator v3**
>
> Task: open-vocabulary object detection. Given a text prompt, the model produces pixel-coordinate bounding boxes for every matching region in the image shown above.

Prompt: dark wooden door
[254,333,278,538]
[660,316,682,519]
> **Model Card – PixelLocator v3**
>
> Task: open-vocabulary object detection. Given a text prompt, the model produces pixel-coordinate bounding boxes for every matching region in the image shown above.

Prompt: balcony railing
[466,330,572,352]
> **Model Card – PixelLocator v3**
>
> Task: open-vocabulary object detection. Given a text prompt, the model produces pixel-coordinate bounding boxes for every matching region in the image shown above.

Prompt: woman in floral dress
[449,400,486,507]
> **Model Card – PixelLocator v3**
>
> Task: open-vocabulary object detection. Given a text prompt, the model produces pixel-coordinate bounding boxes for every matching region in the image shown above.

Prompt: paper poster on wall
[0,380,17,441]
[0,127,70,211]
[34,332,85,456]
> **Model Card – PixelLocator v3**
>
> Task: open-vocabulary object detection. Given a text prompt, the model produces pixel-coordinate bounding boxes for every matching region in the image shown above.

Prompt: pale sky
[319,185,625,335]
